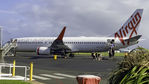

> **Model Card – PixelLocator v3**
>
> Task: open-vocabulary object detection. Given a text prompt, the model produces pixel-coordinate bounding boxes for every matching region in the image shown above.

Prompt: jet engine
[36,47,50,55]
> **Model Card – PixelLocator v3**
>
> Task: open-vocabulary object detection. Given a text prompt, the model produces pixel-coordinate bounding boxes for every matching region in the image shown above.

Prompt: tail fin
[112,9,143,45]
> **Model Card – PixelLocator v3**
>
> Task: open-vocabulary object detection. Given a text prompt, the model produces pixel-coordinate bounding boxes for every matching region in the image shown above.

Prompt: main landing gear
[69,53,74,58]
[61,53,75,58]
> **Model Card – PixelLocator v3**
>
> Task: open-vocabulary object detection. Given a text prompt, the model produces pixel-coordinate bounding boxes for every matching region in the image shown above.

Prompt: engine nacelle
[36,47,50,55]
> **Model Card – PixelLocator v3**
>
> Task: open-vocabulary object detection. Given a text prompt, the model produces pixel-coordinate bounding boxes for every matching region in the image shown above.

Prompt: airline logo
[114,10,142,45]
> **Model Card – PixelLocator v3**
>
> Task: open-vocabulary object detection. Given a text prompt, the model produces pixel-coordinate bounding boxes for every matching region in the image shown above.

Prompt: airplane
[10,9,143,58]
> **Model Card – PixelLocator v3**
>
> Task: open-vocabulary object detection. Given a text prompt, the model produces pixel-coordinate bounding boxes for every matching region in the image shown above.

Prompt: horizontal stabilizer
[124,35,142,42]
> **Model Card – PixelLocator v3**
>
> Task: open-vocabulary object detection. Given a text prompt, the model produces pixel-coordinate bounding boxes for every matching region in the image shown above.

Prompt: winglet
[57,26,66,40]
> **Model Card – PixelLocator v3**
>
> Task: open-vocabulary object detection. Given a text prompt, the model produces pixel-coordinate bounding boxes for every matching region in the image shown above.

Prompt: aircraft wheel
[60,54,67,58]
[69,53,74,58]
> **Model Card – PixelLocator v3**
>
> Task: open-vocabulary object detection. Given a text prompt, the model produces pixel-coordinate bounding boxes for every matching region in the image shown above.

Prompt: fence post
[12,60,15,77]
[54,55,57,60]
[0,66,1,77]
[30,62,33,81]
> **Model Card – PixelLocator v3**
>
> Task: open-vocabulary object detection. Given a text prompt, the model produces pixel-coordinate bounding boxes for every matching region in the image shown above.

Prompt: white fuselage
[13,37,136,52]
[9,9,143,54]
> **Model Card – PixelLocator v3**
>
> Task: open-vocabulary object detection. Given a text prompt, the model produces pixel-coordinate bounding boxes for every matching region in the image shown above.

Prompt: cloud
[13,0,121,36]
[0,10,17,14]
[0,0,149,48]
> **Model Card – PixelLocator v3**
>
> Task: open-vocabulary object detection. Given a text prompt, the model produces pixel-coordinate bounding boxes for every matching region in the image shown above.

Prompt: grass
[101,52,125,56]
[74,52,125,56]
[0,80,31,84]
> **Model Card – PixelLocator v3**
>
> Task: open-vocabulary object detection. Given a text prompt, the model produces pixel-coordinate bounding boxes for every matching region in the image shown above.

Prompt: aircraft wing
[50,26,71,55]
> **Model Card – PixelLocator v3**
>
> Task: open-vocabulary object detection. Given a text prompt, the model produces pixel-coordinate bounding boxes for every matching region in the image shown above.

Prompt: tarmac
[3,52,123,84]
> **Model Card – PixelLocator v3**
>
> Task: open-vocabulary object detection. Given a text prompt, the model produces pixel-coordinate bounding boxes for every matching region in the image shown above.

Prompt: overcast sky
[0,0,149,49]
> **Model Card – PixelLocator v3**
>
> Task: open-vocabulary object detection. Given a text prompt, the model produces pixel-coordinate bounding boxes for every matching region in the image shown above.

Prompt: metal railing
[0,63,13,77]
[0,63,29,81]
[1,41,17,57]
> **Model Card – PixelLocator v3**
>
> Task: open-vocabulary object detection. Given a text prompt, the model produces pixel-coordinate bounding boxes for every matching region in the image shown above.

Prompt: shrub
[109,47,149,84]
